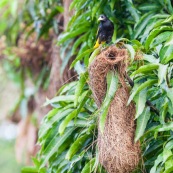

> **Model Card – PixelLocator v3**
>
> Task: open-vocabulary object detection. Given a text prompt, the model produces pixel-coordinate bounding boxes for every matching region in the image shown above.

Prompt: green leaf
[134,88,147,119]
[89,48,100,65]
[150,154,163,173]
[160,45,173,64]
[77,90,92,114]
[128,79,157,105]
[165,140,173,150]
[138,3,161,11]
[160,99,168,124]
[65,134,91,160]
[99,104,110,134]
[74,72,88,107]
[166,88,173,106]
[39,108,73,140]
[43,95,75,106]
[40,127,75,168]
[81,158,96,173]
[70,48,94,68]
[143,54,159,63]
[135,107,151,142]
[58,26,89,44]
[21,167,38,173]
[105,71,119,100]
[131,64,159,76]
[151,31,172,48]
[158,64,168,85]
[163,149,172,164]
[133,12,154,39]
[99,71,119,133]
[59,110,77,135]
[157,122,173,132]
[145,26,173,51]
[126,0,140,22]
[124,44,135,62]
[71,33,88,55]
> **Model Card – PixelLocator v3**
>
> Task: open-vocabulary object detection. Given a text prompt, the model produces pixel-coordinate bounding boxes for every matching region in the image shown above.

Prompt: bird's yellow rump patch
[94,39,105,48]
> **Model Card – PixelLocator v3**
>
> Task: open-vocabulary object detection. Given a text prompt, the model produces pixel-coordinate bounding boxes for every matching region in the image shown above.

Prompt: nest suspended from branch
[89,46,141,173]
[13,32,53,74]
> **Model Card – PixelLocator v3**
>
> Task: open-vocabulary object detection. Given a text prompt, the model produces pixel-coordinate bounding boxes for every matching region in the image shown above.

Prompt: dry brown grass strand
[88,46,141,173]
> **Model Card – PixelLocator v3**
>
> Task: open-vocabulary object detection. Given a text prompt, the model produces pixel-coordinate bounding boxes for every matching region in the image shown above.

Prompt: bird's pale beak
[98,16,103,21]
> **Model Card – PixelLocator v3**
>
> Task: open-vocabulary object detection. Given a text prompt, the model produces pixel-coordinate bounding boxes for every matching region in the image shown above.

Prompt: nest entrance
[89,46,141,173]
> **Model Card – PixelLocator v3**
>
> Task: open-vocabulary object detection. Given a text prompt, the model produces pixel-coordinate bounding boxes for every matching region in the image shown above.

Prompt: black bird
[94,14,114,48]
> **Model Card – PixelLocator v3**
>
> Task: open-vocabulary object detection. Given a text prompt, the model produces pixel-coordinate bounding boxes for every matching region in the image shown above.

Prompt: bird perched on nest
[94,14,114,48]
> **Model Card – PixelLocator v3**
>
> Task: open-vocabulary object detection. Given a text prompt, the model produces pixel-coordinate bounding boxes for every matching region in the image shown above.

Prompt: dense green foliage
[2,0,173,173]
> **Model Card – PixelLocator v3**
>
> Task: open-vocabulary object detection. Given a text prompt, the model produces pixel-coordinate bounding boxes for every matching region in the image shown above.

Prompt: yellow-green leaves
[131,64,159,77]
[127,79,157,105]
[99,71,119,133]
[89,48,100,65]
[135,107,151,142]
[134,88,147,119]
[81,158,96,173]
[74,72,88,107]
[65,133,91,160]
[145,26,173,51]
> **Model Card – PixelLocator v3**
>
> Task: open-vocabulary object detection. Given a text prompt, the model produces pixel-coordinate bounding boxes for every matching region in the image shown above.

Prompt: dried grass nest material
[89,46,141,173]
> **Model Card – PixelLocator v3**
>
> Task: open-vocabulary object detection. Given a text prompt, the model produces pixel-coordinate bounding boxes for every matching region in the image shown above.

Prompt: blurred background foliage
[1,0,173,173]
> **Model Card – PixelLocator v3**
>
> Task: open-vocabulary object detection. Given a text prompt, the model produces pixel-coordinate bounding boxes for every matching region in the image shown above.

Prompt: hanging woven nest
[13,32,53,74]
[89,46,141,173]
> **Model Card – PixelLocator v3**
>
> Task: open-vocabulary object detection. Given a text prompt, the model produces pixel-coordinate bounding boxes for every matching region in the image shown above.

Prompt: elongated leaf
[99,71,119,133]
[143,54,159,63]
[89,48,100,65]
[160,99,168,124]
[134,88,147,119]
[21,167,38,173]
[165,140,173,150]
[99,103,110,133]
[128,79,157,105]
[151,31,172,48]
[81,158,96,173]
[65,134,91,160]
[163,164,173,173]
[131,64,159,76]
[39,108,73,140]
[158,64,168,85]
[106,71,119,100]
[160,45,173,64]
[150,154,163,173]
[74,72,88,107]
[71,33,88,55]
[77,90,92,114]
[166,88,173,106]
[126,0,140,22]
[59,110,77,135]
[157,122,173,132]
[135,107,151,142]
[70,48,94,68]
[124,44,135,62]
[145,26,173,50]
[44,95,75,106]
[58,26,89,44]
[133,12,154,39]
[138,3,161,11]
[163,149,172,164]
[40,127,75,168]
